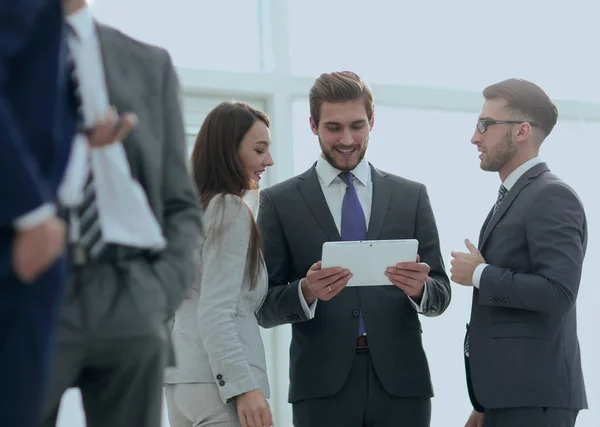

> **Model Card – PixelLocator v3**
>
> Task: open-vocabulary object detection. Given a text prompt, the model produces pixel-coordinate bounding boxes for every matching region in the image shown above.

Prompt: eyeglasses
[476,119,540,134]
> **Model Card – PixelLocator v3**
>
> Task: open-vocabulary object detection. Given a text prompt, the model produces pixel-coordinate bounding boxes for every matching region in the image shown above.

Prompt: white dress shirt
[298,156,428,318]
[472,156,543,287]
[57,6,165,250]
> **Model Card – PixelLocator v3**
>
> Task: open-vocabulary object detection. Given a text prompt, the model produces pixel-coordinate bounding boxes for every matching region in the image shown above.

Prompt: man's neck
[64,0,86,16]
[498,150,539,182]
[498,153,539,182]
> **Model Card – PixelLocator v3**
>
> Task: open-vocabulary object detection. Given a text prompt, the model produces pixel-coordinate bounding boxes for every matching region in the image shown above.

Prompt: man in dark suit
[450,78,588,427]
[0,2,75,426]
[40,1,203,426]
[257,71,451,427]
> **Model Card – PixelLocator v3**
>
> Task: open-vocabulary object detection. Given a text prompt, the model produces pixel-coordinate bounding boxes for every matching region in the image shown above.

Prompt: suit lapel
[478,207,494,249]
[479,162,549,249]
[367,165,391,240]
[297,166,341,241]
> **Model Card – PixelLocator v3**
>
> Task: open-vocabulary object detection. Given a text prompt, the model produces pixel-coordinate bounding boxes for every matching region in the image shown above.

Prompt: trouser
[292,346,431,427]
[0,257,66,427]
[165,383,240,427]
[483,407,579,427]
[41,256,169,427]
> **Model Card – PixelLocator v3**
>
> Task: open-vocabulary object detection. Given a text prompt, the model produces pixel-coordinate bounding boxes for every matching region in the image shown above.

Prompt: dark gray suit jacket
[466,162,588,410]
[96,24,203,344]
[256,163,451,403]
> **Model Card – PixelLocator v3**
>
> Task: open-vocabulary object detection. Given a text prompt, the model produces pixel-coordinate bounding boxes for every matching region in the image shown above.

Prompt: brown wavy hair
[191,101,270,289]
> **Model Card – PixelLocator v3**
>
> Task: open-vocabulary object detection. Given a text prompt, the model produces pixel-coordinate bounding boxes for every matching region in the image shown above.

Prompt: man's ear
[309,116,319,136]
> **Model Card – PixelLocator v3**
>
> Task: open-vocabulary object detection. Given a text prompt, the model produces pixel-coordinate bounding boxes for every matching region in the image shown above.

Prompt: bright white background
[57,1,599,426]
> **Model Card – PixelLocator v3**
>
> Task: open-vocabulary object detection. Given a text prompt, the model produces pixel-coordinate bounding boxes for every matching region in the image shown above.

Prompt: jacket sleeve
[414,184,451,316]
[255,188,312,328]
[0,3,53,226]
[478,183,586,316]
[149,50,203,317]
[197,195,260,404]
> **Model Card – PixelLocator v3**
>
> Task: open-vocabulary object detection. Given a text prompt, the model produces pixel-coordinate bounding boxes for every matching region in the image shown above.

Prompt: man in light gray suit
[451,78,588,427]
[40,1,203,427]
[257,71,451,427]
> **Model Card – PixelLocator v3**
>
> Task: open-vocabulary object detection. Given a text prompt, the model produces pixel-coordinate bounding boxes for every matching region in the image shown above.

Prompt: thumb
[113,112,137,142]
[415,254,420,263]
[311,261,322,271]
[465,239,478,254]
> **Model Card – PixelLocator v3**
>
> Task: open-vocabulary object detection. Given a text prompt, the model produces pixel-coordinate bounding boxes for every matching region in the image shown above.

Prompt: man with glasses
[450,78,588,427]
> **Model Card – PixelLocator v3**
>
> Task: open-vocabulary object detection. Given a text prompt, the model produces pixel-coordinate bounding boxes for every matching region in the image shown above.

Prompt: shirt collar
[503,156,542,190]
[66,6,95,41]
[315,155,370,187]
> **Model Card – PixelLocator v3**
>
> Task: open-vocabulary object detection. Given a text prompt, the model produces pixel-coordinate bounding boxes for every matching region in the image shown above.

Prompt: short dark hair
[309,71,374,125]
[483,78,558,138]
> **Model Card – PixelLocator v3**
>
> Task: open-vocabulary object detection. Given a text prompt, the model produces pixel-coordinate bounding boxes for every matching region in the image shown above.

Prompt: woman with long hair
[164,101,274,427]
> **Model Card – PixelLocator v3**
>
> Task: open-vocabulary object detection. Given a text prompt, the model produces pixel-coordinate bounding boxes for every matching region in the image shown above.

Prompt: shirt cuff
[298,279,317,319]
[408,281,429,313]
[13,204,56,230]
[472,263,488,288]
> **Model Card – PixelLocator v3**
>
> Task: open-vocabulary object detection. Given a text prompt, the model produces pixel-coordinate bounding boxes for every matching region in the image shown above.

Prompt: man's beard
[482,132,516,172]
[319,135,368,172]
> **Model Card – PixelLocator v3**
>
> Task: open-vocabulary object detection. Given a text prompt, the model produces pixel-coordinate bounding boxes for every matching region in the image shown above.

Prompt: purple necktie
[339,172,367,336]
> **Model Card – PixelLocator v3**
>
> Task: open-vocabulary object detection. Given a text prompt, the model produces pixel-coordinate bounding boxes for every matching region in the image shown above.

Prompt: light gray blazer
[164,194,270,405]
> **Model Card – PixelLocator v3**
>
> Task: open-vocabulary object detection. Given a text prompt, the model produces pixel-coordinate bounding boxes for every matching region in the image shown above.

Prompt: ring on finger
[328,285,332,292]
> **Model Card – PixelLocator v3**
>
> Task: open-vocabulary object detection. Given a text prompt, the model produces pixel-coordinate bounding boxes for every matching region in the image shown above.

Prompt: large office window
[91,0,266,72]
[292,100,599,427]
[288,0,600,102]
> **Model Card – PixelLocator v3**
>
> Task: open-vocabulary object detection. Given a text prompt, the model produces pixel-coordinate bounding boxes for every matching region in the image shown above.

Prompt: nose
[264,152,274,167]
[470,128,481,145]
[339,128,354,145]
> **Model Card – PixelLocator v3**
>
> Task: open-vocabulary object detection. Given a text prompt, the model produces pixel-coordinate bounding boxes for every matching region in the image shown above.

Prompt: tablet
[321,239,419,287]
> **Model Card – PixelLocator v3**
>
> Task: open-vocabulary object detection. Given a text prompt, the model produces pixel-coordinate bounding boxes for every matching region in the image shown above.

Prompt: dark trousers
[41,258,169,427]
[484,407,579,427]
[292,348,431,427]
[0,259,66,427]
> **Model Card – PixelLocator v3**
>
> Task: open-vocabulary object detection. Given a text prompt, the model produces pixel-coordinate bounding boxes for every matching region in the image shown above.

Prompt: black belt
[69,243,154,267]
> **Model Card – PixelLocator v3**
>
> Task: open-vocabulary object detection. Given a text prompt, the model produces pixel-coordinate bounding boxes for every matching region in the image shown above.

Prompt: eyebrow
[323,119,367,126]
[478,116,494,121]
[255,140,270,146]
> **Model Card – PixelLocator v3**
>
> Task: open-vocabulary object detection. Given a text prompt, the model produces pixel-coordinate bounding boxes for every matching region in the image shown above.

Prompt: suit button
[488,297,494,303]
[218,380,225,386]
[352,310,359,317]
[503,298,510,304]
[216,374,223,380]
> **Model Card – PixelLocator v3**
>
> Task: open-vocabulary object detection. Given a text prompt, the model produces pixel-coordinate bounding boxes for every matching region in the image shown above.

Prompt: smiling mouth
[335,147,357,156]
[254,170,264,179]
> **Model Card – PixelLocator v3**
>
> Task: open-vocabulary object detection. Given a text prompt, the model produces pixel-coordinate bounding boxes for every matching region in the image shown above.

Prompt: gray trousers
[483,407,579,427]
[41,258,170,427]
[165,383,240,427]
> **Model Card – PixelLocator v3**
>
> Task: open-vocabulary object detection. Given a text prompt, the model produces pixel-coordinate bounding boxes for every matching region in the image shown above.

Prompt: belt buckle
[357,335,369,349]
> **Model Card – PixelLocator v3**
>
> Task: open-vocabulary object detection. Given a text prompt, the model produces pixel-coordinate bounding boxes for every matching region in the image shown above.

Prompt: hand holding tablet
[385,253,430,300]
[321,240,427,296]
[300,261,353,304]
